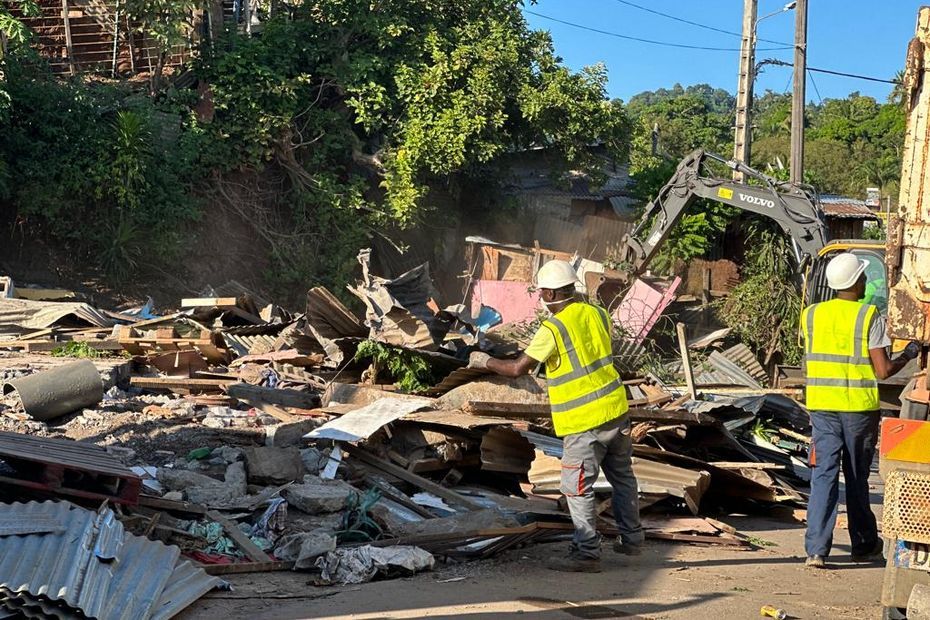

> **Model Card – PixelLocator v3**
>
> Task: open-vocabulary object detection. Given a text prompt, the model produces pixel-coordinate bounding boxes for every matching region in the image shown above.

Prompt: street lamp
[754,1,796,45]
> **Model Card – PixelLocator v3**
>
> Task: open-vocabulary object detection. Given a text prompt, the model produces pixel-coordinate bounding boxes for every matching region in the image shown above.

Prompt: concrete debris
[285,476,359,514]
[301,446,327,475]
[243,446,304,485]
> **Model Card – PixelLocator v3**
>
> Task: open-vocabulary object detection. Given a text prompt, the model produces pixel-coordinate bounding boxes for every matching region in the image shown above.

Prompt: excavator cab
[804,241,888,313]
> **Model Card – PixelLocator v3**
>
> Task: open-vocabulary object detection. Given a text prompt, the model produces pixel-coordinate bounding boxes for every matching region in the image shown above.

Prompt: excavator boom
[622,149,829,278]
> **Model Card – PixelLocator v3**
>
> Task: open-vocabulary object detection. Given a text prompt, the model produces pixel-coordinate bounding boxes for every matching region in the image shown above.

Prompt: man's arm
[866,313,917,380]
[869,342,920,380]
[486,353,537,378]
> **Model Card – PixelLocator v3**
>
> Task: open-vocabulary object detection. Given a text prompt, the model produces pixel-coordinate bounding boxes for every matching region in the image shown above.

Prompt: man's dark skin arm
[487,354,537,378]
[839,274,912,380]
[869,347,910,380]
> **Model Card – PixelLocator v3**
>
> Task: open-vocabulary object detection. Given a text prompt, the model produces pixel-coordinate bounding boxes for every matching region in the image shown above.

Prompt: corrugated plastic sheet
[0,501,220,620]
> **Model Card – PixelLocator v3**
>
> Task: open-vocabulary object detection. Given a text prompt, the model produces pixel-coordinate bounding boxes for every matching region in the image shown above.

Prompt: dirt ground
[181,512,885,620]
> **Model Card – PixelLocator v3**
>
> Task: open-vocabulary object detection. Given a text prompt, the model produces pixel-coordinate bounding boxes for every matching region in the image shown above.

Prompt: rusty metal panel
[889,7,930,343]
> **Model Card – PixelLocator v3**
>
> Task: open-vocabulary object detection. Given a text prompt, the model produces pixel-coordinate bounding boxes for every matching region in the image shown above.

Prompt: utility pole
[790,0,808,184]
[733,0,758,182]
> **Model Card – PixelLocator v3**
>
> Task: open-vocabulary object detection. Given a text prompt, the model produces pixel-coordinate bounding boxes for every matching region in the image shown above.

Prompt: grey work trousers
[560,415,643,559]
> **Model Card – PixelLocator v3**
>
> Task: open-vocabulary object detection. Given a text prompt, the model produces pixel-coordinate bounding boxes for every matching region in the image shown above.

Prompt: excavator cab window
[805,247,888,314]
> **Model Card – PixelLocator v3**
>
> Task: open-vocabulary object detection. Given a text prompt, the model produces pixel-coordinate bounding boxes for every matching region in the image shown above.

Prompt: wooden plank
[181,297,240,308]
[709,462,786,470]
[364,477,436,519]
[342,444,482,511]
[61,0,75,75]
[646,531,748,547]
[200,561,294,575]
[207,510,272,562]
[130,376,235,392]
[676,322,697,400]
[233,395,298,423]
[463,401,550,419]
[627,407,717,426]
[138,494,208,515]
[226,383,319,410]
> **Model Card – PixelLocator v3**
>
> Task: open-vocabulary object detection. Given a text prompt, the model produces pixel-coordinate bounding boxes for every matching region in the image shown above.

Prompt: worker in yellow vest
[802,253,919,569]
[469,260,642,573]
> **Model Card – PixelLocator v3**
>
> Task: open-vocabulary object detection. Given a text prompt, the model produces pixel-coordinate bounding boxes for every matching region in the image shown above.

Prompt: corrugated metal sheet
[820,195,879,220]
[306,287,366,340]
[0,501,220,620]
[0,298,114,339]
[0,431,140,479]
[720,344,768,384]
[705,351,762,389]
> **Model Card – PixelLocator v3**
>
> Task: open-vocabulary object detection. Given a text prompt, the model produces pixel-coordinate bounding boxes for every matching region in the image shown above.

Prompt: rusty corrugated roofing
[820,195,880,220]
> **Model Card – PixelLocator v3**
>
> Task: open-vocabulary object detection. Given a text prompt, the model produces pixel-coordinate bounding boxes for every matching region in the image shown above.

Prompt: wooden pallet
[0,431,142,505]
[118,326,228,363]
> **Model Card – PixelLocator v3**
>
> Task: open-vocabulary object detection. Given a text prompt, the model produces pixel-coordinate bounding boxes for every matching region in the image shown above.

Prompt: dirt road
[181,514,884,620]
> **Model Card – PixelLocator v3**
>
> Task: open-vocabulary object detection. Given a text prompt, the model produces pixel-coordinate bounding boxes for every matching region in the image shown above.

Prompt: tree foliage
[0,0,627,294]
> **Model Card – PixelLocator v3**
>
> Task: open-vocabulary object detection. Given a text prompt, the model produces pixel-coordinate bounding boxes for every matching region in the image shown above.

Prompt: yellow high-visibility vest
[541,302,628,436]
[801,299,879,412]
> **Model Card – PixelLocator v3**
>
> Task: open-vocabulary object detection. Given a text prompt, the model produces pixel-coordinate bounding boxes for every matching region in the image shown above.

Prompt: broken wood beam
[627,407,717,426]
[676,322,697,400]
[226,382,320,410]
[709,462,786,470]
[182,297,240,308]
[200,561,295,575]
[342,443,482,511]
[130,376,235,393]
[463,401,550,418]
[207,509,272,562]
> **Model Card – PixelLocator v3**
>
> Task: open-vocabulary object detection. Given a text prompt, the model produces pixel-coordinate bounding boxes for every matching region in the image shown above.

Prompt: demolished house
[0,242,819,613]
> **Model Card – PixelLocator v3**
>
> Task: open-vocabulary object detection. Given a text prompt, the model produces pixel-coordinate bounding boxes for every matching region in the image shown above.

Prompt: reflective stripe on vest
[802,299,879,412]
[542,303,628,436]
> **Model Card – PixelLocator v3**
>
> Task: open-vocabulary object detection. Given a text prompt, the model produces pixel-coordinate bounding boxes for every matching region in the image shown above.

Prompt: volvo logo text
[738,193,775,209]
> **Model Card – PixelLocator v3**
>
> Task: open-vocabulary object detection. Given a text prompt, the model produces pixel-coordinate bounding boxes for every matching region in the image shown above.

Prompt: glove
[468,351,492,370]
[902,342,921,361]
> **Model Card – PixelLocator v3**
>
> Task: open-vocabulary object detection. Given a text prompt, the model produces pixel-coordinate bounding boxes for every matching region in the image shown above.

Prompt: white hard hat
[825,252,867,291]
[536,260,578,290]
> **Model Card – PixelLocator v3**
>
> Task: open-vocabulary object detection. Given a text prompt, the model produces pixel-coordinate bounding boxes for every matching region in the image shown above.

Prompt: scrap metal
[0,501,221,620]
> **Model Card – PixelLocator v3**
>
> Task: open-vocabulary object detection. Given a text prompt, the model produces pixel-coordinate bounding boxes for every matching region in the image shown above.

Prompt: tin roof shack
[820,194,880,239]
[501,148,638,263]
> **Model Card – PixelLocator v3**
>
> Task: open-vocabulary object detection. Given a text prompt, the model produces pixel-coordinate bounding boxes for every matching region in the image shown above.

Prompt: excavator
[619,148,889,315]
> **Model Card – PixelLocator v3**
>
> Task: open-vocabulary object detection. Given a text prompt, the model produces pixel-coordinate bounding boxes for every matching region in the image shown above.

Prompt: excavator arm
[622,149,830,277]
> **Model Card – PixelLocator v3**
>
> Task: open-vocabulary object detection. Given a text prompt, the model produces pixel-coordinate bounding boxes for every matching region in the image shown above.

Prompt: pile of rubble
[0,244,815,616]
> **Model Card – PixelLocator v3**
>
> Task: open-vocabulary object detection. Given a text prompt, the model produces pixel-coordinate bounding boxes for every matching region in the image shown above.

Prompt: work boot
[547,550,601,573]
[612,538,643,556]
[805,555,826,569]
[851,540,883,563]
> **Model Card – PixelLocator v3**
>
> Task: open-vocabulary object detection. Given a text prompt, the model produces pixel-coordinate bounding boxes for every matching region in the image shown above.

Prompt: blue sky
[523,0,921,103]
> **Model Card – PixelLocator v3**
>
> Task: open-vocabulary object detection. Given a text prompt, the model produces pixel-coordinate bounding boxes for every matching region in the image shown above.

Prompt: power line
[761,58,900,84]
[609,0,791,46]
[524,10,793,52]
[807,69,824,104]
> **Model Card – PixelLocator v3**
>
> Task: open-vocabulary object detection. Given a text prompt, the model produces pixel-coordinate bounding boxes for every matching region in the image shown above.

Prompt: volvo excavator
[619,148,889,315]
